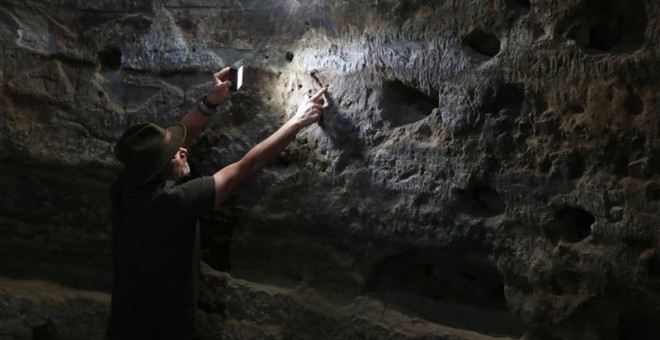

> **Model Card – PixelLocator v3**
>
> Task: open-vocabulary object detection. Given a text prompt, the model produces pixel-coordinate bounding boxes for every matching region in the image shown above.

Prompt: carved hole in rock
[540,156,552,173]
[479,83,525,116]
[506,272,533,294]
[505,0,531,14]
[413,193,431,207]
[285,51,294,62]
[646,252,660,277]
[566,103,585,114]
[563,150,585,180]
[623,91,644,116]
[566,0,647,53]
[645,182,660,201]
[462,29,501,60]
[380,80,437,127]
[650,149,660,174]
[272,153,295,169]
[454,179,505,217]
[613,152,630,178]
[98,47,122,71]
[631,136,646,158]
[366,253,524,336]
[550,269,582,295]
[545,206,595,244]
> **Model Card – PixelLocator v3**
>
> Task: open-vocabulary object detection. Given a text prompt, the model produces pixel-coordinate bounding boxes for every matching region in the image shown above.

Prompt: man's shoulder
[158,176,216,215]
[111,176,215,217]
[159,176,215,206]
[161,176,214,194]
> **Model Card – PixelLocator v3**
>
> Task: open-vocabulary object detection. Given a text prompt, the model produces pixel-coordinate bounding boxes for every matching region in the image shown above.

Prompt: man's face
[163,147,190,180]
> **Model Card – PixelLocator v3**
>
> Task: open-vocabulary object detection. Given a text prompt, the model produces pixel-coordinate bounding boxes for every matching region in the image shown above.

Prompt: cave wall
[1,0,660,339]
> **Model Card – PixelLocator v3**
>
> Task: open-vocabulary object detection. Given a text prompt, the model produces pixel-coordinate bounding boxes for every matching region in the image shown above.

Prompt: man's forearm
[211,119,301,207]
[240,120,302,177]
[179,105,210,147]
[180,68,231,147]
[237,90,324,176]
[211,88,324,208]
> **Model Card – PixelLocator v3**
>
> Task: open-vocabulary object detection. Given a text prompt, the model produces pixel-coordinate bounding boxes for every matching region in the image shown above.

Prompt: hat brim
[118,123,186,186]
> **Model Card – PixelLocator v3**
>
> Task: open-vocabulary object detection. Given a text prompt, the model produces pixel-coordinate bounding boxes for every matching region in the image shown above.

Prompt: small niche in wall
[365,252,525,336]
[543,206,595,244]
[98,47,122,71]
[380,80,437,128]
[453,180,506,218]
[462,28,501,60]
[505,0,531,14]
[565,0,647,54]
[479,83,526,116]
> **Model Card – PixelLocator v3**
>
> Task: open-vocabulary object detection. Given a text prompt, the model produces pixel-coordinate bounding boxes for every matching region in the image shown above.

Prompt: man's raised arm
[179,68,232,147]
[212,88,327,208]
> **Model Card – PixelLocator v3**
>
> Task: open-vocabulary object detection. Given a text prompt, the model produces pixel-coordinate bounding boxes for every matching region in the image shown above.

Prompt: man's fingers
[309,87,327,101]
[214,67,231,80]
[219,80,232,89]
[311,108,322,120]
[308,103,323,111]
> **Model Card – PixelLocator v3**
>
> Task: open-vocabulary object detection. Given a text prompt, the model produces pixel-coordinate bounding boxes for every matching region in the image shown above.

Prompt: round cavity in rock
[285,51,294,62]
[622,91,644,116]
[98,47,122,71]
[462,29,501,60]
[565,0,647,53]
[506,0,531,14]
[479,83,525,115]
[454,180,505,217]
[544,206,595,244]
[380,80,437,127]
[365,252,525,336]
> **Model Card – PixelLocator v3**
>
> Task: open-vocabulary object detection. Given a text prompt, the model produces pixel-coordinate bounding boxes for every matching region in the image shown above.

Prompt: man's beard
[163,160,191,181]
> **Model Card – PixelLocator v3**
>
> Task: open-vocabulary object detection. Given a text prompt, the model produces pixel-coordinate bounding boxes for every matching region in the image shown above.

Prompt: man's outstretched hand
[207,67,232,105]
[291,87,327,129]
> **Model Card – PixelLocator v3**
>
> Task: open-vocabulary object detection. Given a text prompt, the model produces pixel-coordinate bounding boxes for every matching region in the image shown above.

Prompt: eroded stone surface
[1,0,660,339]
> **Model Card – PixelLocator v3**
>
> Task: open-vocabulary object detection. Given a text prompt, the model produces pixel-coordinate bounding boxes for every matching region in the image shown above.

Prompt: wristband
[197,100,215,117]
[202,96,220,109]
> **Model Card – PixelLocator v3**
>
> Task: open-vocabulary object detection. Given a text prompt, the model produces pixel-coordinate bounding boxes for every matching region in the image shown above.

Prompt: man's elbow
[237,156,261,179]
[211,159,254,209]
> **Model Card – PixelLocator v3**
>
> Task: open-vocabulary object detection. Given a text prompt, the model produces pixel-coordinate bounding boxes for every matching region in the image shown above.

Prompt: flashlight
[229,62,243,92]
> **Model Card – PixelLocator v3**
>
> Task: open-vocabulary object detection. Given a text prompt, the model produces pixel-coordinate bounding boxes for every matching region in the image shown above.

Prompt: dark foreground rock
[0,268,511,340]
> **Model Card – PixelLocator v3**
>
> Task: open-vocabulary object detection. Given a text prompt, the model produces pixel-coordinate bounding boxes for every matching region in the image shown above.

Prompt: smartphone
[229,62,243,92]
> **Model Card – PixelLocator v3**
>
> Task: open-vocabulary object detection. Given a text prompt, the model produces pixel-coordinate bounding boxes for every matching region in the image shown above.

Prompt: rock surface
[1,0,660,339]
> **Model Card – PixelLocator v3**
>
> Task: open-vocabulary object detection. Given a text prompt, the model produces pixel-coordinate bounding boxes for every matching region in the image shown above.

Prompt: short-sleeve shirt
[106,176,215,340]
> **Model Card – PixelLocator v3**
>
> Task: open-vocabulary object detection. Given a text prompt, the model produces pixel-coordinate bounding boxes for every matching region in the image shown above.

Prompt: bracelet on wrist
[202,96,220,109]
[197,100,214,117]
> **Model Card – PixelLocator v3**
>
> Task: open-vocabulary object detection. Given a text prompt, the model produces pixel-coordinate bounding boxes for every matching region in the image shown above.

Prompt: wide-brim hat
[114,123,186,187]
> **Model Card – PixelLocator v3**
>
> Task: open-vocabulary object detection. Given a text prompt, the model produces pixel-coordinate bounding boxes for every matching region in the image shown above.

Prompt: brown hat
[114,123,186,186]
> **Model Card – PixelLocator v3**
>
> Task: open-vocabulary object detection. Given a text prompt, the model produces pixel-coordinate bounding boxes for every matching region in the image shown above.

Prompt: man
[107,67,326,339]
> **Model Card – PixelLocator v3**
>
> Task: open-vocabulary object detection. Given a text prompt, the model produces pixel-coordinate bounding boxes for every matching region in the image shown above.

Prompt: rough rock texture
[1,0,660,339]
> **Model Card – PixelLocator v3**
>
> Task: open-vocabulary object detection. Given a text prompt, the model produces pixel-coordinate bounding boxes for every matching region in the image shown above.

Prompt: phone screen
[236,65,243,90]
[230,64,243,92]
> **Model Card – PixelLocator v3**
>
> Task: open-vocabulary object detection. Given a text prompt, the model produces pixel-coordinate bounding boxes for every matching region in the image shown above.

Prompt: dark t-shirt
[107,176,215,340]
